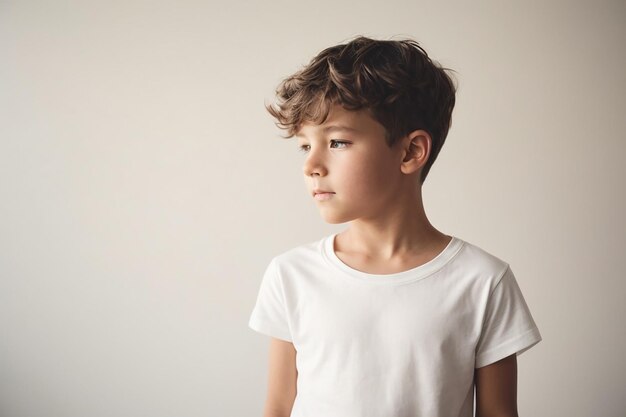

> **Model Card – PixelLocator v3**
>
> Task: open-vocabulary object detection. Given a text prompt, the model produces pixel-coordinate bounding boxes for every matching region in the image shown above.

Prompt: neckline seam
[320,233,465,284]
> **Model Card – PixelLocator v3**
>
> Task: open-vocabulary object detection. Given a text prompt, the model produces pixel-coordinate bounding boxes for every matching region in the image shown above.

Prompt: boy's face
[295,103,412,224]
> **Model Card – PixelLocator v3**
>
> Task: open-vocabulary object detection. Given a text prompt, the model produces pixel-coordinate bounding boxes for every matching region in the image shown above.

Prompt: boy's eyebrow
[296,124,360,138]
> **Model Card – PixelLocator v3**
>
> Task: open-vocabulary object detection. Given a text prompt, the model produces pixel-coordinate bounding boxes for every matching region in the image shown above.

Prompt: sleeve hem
[248,315,293,342]
[475,326,542,368]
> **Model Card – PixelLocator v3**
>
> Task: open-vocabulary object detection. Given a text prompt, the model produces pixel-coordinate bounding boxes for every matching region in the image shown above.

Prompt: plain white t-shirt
[248,233,542,417]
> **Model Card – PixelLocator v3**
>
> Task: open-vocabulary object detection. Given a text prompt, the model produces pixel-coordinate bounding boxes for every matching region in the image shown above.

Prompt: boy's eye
[298,140,349,153]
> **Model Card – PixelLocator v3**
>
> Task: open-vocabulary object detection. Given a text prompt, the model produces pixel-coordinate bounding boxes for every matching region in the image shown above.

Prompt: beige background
[1,1,625,416]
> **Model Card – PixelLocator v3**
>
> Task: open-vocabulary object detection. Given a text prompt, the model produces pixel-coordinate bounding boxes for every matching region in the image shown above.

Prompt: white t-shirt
[248,233,542,417]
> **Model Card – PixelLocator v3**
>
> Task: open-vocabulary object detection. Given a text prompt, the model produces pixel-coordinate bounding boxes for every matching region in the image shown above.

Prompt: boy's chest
[287,276,482,372]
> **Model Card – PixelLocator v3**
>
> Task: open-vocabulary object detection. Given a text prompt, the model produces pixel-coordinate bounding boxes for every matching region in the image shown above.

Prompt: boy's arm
[474,353,519,417]
[262,337,298,417]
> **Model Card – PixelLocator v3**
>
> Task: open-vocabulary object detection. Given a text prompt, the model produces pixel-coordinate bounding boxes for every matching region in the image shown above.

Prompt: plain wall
[1,1,625,416]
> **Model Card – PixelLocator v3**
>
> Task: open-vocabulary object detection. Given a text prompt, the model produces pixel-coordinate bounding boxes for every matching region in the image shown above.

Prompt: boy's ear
[400,130,431,174]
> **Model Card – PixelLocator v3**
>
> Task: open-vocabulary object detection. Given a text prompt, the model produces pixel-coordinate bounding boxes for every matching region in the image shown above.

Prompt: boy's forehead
[296,105,377,138]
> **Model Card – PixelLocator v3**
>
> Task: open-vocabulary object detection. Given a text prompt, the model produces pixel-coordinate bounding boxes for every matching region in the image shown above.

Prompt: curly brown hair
[265,35,458,184]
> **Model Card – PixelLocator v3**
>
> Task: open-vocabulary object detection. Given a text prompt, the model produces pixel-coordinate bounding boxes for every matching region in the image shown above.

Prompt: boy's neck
[336,223,450,262]
[336,182,449,260]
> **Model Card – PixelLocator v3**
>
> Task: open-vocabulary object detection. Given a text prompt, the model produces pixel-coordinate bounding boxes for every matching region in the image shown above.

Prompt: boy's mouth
[313,192,335,201]
[312,188,334,196]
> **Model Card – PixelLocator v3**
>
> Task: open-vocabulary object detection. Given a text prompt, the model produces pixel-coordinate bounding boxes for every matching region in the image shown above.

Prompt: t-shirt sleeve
[248,258,293,342]
[475,265,542,368]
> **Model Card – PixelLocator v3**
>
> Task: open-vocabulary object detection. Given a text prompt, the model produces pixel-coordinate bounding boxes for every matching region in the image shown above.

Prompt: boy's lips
[312,189,335,197]
[313,192,334,201]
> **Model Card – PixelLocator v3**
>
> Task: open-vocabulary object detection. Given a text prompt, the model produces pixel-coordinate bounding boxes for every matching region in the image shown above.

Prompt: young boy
[248,35,542,417]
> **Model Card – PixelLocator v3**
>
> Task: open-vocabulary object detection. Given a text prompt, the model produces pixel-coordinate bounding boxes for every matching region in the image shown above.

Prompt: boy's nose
[303,156,327,177]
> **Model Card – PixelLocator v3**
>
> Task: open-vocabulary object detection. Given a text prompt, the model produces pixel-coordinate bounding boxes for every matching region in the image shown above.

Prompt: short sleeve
[475,265,542,368]
[248,258,293,342]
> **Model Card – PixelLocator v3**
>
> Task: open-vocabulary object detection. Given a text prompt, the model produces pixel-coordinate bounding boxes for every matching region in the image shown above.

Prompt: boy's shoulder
[452,237,515,290]
[454,236,510,273]
[270,235,326,265]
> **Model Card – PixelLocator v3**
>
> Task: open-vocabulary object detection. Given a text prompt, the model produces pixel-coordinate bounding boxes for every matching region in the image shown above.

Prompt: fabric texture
[248,233,542,417]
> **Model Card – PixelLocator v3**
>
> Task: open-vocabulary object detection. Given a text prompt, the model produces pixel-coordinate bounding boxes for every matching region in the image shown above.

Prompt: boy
[248,35,542,417]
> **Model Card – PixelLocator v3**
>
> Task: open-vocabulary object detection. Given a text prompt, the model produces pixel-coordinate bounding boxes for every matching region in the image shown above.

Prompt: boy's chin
[319,212,353,225]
